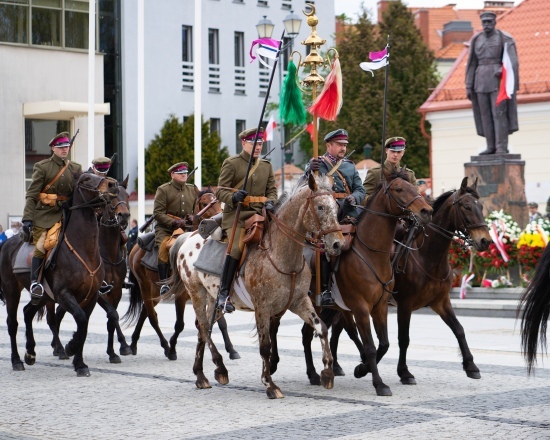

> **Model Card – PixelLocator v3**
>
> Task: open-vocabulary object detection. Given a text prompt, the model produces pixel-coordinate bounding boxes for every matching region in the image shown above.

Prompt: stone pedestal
[464,154,528,228]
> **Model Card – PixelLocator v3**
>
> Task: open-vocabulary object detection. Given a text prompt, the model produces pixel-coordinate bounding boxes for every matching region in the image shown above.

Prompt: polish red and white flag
[496,42,515,106]
[264,115,276,142]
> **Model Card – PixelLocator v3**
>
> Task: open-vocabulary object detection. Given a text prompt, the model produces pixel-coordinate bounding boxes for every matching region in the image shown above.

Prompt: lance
[208,31,286,340]
[262,146,276,159]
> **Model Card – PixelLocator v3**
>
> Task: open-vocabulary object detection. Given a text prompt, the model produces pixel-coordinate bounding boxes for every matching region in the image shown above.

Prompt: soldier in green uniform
[363,136,417,199]
[88,156,111,176]
[215,127,278,312]
[303,128,366,306]
[22,132,83,305]
[154,162,197,294]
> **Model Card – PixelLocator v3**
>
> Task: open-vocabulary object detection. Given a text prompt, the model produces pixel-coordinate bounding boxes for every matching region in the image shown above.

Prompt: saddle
[198,213,223,240]
[137,232,158,271]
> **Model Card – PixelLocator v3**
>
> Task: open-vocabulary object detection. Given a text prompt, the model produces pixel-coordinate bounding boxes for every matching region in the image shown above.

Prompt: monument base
[464,153,528,228]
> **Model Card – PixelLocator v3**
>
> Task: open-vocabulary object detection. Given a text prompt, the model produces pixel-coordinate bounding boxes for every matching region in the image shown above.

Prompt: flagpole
[381,35,390,164]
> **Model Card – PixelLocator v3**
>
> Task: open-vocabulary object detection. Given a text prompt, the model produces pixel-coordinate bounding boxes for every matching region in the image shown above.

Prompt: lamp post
[363,143,373,160]
[256,11,302,194]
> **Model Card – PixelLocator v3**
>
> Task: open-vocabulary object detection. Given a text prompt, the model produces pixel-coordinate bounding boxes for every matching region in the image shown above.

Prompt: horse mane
[432,185,480,214]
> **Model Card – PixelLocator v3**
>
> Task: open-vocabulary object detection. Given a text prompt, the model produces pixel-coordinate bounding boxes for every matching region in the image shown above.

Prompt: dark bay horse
[519,242,550,374]
[299,167,433,396]
[0,173,118,376]
[312,177,492,385]
[47,176,132,363]
[124,188,239,360]
[175,174,345,399]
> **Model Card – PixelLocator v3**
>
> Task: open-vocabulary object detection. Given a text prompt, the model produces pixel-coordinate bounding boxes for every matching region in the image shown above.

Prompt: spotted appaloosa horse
[173,174,345,399]
[47,176,132,364]
[124,188,239,360]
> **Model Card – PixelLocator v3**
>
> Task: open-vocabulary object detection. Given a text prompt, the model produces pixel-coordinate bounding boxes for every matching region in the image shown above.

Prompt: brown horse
[519,239,550,374]
[47,176,132,363]
[298,167,433,396]
[124,188,239,360]
[174,174,345,399]
[312,177,492,385]
[0,173,118,376]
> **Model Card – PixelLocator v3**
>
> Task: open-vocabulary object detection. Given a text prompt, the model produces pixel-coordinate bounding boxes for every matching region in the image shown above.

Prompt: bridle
[70,176,115,211]
[100,198,129,229]
[360,178,422,221]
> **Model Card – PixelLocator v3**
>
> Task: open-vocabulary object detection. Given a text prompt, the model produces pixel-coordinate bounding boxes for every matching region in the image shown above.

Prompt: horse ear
[471,177,478,191]
[121,174,129,189]
[308,172,318,191]
[460,176,468,192]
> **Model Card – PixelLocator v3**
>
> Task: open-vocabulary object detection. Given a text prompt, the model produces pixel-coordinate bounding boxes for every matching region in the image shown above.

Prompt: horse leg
[129,306,148,355]
[432,300,480,379]
[292,297,334,390]
[144,293,173,360]
[329,311,346,376]
[396,305,416,384]
[46,304,69,359]
[167,292,185,360]
[255,311,284,399]
[23,302,41,366]
[301,321,320,385]
[5,288,24,371]
[268,317,280,374]
[97,295,122,364]
[354,303,392,396]
[107,287,132,356]
[218,314,240,360]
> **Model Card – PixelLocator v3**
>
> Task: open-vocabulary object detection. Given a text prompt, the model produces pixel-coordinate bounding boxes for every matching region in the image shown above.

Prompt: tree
[144,114,229,193]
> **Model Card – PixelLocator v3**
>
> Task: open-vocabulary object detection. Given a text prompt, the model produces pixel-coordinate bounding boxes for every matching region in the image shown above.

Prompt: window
[234,31,244,67]
[182,25,193,62]
[210,118,221,136]
[236,119,246,151]
[25,119,70,189]
[0,1,28,44]
[65,0,90,49]
[32,0,62,47]
[208,28,219,64]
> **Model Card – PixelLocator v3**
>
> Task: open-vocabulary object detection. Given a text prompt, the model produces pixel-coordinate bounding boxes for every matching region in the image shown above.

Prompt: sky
[335,0,523,21]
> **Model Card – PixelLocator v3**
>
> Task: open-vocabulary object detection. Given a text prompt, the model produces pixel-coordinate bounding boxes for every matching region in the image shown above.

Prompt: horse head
[101,175,131,230]
[451,177,491,251]
[306,173,345,256]
[382,166,432,224]
[195,186,221,219]
[73,173,119,209]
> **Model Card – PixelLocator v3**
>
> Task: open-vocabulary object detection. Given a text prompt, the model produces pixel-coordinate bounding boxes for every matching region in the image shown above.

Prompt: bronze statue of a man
[465,11,519,155]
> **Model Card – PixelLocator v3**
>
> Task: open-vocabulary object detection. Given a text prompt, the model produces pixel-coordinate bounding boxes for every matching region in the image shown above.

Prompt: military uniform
[304,154,365,220]
[363,160,417,199]
[216,149,277,259]
[23,153,82,257]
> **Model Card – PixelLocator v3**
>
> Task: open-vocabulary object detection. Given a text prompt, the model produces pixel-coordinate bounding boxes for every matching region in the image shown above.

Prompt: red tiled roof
[355,159,380,169]
[436,42,467,59]
[274,163,304,176]
[420,0,550,112]
[128,191,155,201]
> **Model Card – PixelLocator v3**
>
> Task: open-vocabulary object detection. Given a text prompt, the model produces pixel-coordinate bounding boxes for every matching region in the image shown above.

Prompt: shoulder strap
[322,157,350,195]
[43,160,70,192]
[334,169,351,195]
[234,158,260,190]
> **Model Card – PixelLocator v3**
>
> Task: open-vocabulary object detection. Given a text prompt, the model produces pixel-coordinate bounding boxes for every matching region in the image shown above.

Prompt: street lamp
[363,143,373,159]
[255,11,302,194]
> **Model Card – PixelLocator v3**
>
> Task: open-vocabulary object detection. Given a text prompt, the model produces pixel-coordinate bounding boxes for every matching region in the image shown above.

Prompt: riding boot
[216,257,239,313]
[320,257,336,307]
[98,280,113,296]
[158,263,171,295]
[29,256,45,306]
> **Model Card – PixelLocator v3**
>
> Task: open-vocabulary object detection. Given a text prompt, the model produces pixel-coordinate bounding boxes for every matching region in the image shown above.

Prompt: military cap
[92,157,111,173]
[49,132,71,148]
[168,162,189,174]
[528,202,538,208]
[239,127,264,141]
[324,129,349,144]
[479,11,497,21]
[385,136,406,151]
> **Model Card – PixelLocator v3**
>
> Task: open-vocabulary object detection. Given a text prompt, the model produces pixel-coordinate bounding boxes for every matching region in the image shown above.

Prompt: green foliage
[144,114,229,193]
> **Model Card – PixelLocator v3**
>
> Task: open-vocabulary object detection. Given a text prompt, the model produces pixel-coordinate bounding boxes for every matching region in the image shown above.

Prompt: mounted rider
[215,127,278,312]
[22,132,83,305]
[88,156,112,176]
[154,162,197,295]
[303,129,366,307]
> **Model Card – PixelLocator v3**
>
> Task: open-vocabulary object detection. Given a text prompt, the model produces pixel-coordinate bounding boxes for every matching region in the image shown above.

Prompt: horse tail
[121,270,143,327]
[35,305,47,321]
[162,234,187,302]
[519,244,550,374]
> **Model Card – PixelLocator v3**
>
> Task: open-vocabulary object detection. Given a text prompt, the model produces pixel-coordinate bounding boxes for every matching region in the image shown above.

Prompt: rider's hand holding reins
[232,190,248,205]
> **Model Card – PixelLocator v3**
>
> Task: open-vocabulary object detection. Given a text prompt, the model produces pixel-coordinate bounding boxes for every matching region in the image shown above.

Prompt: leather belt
[333,193,347,199]
[478,59,501,65]
[243,196,267,207]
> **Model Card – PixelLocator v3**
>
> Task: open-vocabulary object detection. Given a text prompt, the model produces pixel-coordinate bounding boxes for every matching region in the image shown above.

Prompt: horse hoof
[64,343,75,358]
[333,365,346,376]
[375,385,392,396]
[354,363,369,378]
[12,361,25,371]
[131,346,137,356]
[229,352,241,360]
[109,355,122,364]
[76,368,91,377]
[214,370,229,385]
[466,371,481,379]
[24,352,36,366]
[320,370,334,389]
[400,377,417,385]
[308,372,321,386]
[166,352,177,361]
[266,387,285,399]
[196,379,212,389]
[119,346,132,356]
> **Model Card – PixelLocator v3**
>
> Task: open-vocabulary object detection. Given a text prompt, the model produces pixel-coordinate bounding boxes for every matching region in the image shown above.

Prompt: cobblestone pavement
[1,295,549,439]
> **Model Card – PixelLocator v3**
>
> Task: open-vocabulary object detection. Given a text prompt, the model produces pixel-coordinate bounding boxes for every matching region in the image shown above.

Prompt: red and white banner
[496,42,515,106]
[264,115,276,142]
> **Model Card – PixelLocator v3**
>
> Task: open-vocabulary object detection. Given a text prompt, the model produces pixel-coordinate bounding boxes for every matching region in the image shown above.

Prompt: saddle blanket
[193,239,227,277]
[331,274,351,311]
[140,247,158,271]
[13,242,34,273]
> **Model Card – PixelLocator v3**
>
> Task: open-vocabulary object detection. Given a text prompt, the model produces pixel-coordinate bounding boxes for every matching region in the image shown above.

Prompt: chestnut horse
[311,177,492,385]
[519,242,550,374]
[0,173,118,376]
[47,176,132,363]
[298,167,433,396]
[124,189,239,360]
[173,174,345,399]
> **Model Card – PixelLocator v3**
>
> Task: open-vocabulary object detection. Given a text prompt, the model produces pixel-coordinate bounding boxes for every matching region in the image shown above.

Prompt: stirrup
[99,281,113,296]
[159,284,170,295]
[321,290,336,307]
[123,280,135,289]
[30,282,44,298]
[216,297,235,313]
